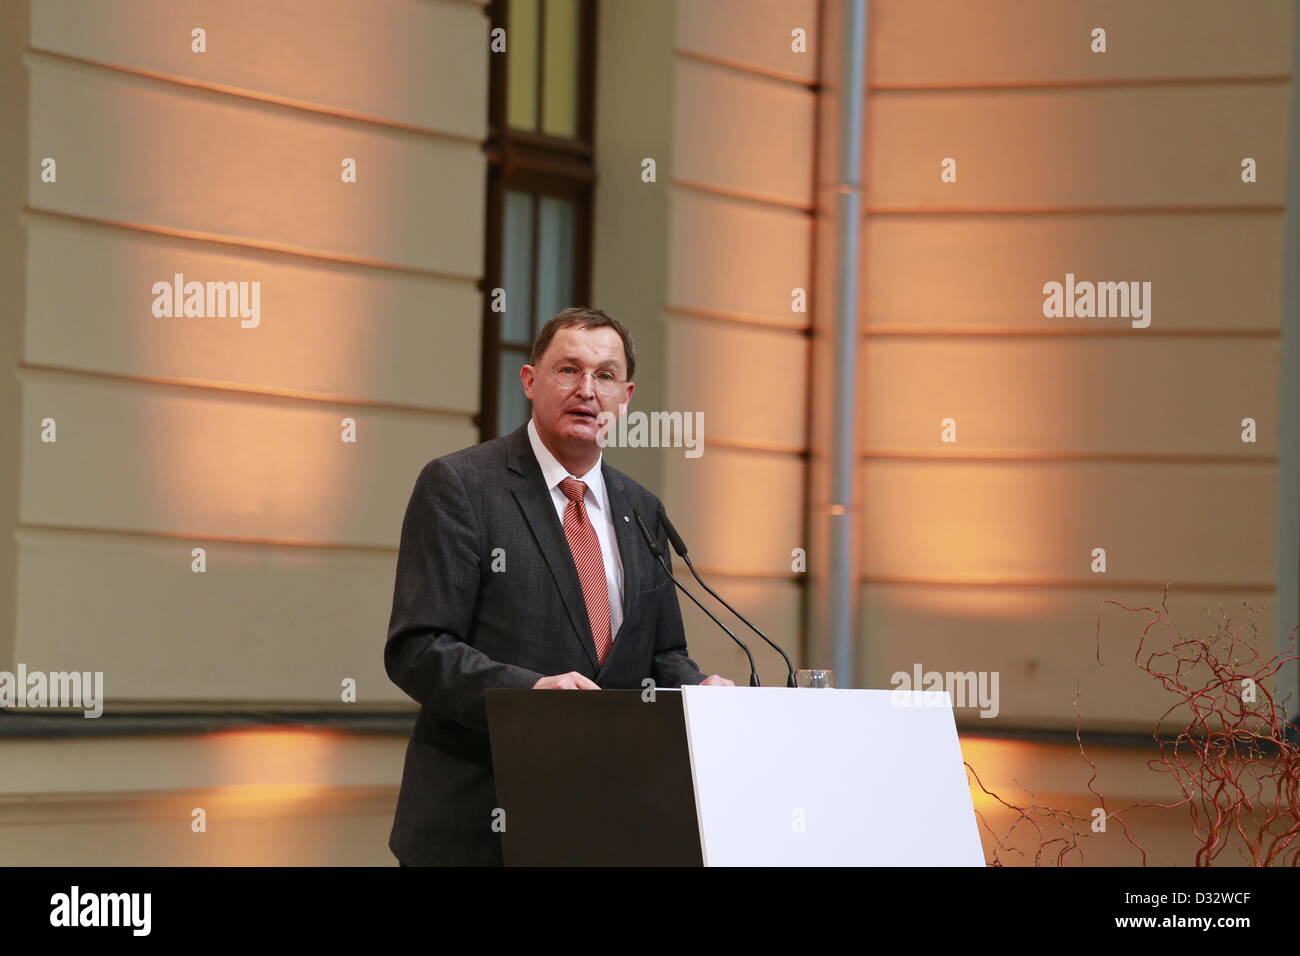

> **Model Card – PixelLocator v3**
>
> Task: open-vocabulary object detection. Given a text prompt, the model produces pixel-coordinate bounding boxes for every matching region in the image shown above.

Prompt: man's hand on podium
[530,672,735,688]
[533,672,601,689]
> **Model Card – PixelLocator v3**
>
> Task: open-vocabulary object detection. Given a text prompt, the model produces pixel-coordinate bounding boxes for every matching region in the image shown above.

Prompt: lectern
[486,686,985,866]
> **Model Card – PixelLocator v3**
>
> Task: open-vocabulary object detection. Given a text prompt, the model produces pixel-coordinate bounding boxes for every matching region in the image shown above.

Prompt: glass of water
[796,669,835,688]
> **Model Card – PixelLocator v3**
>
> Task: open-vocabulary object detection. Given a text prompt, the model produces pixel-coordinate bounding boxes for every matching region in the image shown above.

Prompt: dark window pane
[501,190,535,344]
[497,349,532,435]
[535,195,575,327]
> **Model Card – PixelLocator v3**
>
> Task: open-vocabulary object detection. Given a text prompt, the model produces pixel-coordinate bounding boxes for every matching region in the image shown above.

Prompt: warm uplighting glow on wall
[207,729,343,787]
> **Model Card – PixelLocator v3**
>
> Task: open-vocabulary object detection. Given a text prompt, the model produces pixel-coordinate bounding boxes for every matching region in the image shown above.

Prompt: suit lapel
[506,424,599,671]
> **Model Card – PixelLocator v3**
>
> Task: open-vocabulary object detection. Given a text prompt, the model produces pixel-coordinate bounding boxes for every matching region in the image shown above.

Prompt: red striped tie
[558,477,612,666]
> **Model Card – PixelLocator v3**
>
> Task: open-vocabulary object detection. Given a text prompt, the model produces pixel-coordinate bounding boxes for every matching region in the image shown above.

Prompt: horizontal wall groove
[957,726,1229,749]
[21,208,479,282]
[866,203,1286,216]
[16,523,400,556]
[861,326,1281,338]
[0,712,413,740]
[860,575,1276,592]
[697,436,808,457]
[664,305,811,333]
[858,451,1277,465]
[675,564,804,583]
[868,72,1294,94]
[869,73,1292,94]
[672,178,813,213]
[674,48,817,89]
[18,363,478,422]
[25,47,485,145]
[0,787,402,822]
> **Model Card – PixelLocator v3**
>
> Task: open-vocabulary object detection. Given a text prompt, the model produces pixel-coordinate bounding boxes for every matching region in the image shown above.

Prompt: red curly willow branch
[965,584,1299,866]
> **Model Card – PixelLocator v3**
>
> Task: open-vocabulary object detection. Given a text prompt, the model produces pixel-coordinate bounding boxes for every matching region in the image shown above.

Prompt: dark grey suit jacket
[384,421,707,866]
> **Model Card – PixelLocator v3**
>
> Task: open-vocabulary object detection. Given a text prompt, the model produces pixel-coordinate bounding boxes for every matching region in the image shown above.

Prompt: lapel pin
[623,515,630,522]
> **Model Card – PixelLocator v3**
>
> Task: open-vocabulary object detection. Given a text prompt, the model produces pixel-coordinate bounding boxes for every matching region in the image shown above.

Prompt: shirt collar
[527,418,608,514]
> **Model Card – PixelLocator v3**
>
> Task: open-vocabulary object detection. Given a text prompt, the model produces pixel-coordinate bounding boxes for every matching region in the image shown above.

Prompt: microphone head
[658,506,689,557]
[632,509,663,558]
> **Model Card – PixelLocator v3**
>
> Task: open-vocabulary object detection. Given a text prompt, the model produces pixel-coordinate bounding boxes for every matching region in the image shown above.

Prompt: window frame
[479,0,598,441]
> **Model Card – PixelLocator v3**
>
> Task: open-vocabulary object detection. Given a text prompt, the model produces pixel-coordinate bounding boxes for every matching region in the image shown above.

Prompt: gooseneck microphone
[659,507,798,688]
[633,509,760,687]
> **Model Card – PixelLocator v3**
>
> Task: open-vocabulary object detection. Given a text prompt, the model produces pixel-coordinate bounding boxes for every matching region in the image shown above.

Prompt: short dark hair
[529,306,636,381]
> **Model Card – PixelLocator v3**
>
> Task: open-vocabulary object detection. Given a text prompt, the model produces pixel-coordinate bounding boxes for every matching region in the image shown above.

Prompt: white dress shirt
[527,418,625,640]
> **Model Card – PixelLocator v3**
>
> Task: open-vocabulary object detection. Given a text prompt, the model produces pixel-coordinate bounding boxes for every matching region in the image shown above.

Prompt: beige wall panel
[31,0,488,137]
[19,375,476,547]
[0,787,400,865]
[672,58,815,204]
[861,337,1279,457]
[0,730,406,864]
[662,446,803,576]
[870,0,1294,87]
[865,212,1286,331]
[867,85,1288,209]
[961,737,1194,806]
[668,189,811,324]
[962,740,1217,865]
[676,0,818,81]
[0,731,404,795]
[677,575,802,685]
[28,57,484,273]
[861,582,1277,730]
[25,218,480,411]
[13,529,410,703]
[664,314,807,449]
[860,460,1274,584]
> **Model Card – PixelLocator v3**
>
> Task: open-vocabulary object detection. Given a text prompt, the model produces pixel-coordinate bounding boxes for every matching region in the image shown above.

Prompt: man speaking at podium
[385,306,734,866]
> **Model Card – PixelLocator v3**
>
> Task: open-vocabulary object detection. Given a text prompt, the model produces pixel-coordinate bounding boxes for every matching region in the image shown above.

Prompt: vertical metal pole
[830,0,867,684]
[1276,0,1300,728]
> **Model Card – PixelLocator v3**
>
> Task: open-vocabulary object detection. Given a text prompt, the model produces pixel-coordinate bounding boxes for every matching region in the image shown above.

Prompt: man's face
[521,325,635,450]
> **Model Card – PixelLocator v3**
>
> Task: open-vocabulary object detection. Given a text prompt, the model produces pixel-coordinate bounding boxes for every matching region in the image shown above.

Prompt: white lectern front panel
[680,686,985,866]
